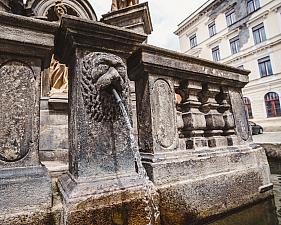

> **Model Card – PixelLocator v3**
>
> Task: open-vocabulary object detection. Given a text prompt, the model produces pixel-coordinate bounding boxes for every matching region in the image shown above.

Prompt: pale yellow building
[175,0,281,131]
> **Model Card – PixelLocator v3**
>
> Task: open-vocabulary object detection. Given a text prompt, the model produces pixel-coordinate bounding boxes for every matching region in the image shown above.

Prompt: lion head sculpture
[81,52,130,122]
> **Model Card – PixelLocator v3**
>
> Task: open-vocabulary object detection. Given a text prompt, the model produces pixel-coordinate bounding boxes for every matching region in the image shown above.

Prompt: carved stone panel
[229,88,250,142]
[0,61,35,162]
[152,79,176,149]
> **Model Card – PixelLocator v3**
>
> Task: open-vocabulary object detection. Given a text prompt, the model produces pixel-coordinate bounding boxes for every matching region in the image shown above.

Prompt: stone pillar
[200,83,228,148]
[176,81,208,150]
[101,2,153,36]
[56,16,158,225]
[0,12,57,224]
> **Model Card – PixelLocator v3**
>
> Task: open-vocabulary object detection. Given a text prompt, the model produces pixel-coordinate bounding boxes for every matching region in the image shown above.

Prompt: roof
[174,0,219,35]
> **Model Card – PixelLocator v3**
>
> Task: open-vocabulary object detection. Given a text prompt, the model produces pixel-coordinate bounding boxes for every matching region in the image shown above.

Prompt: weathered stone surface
[25,0,97,21]
[102,2,153,35]
[57,44,157,223]
[229,87,251,143]
[0,55,52,224]
[0,61,35,162]
[0,12,56,224]
[40,98,68,162]
[128,44,272,224]
[152,79,177,149]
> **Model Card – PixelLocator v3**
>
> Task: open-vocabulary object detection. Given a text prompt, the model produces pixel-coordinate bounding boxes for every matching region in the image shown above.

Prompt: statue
[81,52,129,122]
[54,0,67,21]
[48,55,68,97]
[111,0,139,11]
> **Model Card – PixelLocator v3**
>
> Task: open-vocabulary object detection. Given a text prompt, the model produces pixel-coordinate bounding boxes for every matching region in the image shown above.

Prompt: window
[243,97,253,119]
[229,36,240,54]
[264,92,281,117]
[225,8,236,26]
[252,23,266,44]
[189,34,197,48]
[212,46,220,62]
[247,0,260,14]
[258,56,273,77]
[208,22,216,37]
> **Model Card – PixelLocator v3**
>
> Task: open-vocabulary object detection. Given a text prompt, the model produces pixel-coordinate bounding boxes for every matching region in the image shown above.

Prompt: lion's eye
[98,64,109,71]
[117,66,126,73]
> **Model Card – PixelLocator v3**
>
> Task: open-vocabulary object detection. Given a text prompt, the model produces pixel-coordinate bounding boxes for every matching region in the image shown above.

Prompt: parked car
[249,121,263,135]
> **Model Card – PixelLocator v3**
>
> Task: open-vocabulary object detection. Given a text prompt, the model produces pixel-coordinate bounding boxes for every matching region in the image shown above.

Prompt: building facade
[175,0,281,131]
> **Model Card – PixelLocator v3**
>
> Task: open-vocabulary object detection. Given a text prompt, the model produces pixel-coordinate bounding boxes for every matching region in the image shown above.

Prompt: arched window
[264,92,281,118]
[243,97,253,119]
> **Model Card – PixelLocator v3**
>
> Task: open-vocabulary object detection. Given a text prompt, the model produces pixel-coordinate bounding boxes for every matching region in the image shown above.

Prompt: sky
[91,0,208,51]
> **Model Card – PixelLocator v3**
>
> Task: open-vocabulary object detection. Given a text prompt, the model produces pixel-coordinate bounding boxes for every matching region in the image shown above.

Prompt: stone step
[42,161,68,179]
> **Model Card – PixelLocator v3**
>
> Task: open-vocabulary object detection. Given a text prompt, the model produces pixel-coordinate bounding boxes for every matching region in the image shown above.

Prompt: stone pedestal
[39,96,68,162]
[128,45,272,225]
[0,12,57,224]
[101,2,153,36]
[56,16,158,225]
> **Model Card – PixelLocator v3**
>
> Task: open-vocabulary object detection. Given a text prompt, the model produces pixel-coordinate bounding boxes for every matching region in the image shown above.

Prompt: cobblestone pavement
[253,132,281,144]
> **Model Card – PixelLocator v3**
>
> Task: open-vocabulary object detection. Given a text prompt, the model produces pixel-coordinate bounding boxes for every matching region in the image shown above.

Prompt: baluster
[178,81,208,150]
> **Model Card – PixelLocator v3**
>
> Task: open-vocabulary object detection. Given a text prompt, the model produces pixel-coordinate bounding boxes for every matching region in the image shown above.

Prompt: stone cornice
[128,44,250,87]
[0,11,57,63]
[56,15,147,63]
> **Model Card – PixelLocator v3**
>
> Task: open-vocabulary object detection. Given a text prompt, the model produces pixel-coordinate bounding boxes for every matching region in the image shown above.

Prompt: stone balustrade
[128,44,272,224]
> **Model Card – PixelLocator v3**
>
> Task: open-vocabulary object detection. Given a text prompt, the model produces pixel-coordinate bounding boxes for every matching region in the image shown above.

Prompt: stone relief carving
[48,55,68,97]
[152,79,176,149]
[229,89,250,141]
[81,52,129,122]
[0,61,35,162]
[54,0,67,21]
[111,0,139,11]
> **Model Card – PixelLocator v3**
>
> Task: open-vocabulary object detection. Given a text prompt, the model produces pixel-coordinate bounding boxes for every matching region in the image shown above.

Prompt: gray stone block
[0,12,56,223]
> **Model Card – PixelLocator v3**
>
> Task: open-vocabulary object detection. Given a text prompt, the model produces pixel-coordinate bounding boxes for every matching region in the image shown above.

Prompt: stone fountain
[0,0,274,225]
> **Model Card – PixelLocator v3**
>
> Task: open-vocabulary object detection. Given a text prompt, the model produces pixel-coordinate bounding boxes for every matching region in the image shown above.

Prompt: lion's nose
[96,67,124,91]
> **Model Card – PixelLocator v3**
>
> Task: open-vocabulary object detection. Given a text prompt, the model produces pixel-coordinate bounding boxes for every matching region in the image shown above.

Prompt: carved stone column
[216,87,238,146]
[0,12,57,224]
[200,83,227,148]
[56,16,157,225]
[177,81,208,150]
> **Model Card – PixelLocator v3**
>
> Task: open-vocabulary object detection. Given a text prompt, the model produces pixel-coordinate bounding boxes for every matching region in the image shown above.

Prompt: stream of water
[112,89,160,225]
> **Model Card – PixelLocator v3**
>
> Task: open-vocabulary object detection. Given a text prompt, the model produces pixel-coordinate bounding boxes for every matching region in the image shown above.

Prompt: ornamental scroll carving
[81,52,129,122]
[0,61,35,162]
